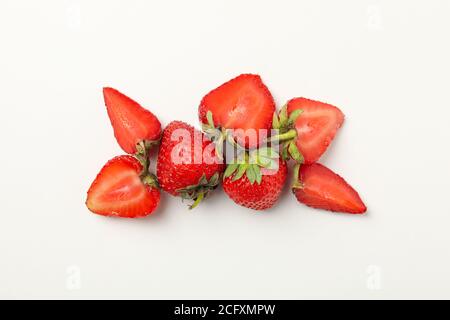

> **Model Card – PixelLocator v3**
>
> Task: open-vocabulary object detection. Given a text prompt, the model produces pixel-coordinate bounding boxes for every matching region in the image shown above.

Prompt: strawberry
[271,98,344,164]
[86,155,160,218]
[156,121,225,208]
[292,163,366,214]
[199,74,275,149]
[103,87,162,155]
[222,147,287,210]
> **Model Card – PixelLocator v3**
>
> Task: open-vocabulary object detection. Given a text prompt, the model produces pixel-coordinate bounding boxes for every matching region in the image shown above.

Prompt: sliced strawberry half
[103,87,162,154]
[199,74,275,149]
[292,163,366,214]
[86,155,160,218]
[287,98,344,164]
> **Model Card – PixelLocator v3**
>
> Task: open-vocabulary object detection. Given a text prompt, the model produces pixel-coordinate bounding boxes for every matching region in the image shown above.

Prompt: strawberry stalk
[266,129,297,143]
[135,140,159,189]
[141,174,159,189]
[135,141,150,174]
[291,163,303,190]
[190,192,204,210]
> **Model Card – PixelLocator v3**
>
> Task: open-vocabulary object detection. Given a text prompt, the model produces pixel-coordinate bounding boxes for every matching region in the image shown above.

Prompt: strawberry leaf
[199,173,208,185]
[272,112,280,129]
[279,104,288,126]
[206,111,215,128]
[224,163,239,179]
[254,165,262,184]
[208,172,220,186]
[201,123,211,132]
[265,158,279,170]
[288,109,303,125]
[233,163,248,181]
[288,142,304,164]
[246,164,257,184]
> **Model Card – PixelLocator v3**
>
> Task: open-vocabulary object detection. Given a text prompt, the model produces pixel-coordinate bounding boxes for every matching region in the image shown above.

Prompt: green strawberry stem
[135,140,161,189]
[141,174,159,189]
[135,141,149,174]
[292,163,303,189]
[189,192,204,210]
[267,129,297,143]
[135,139,161,175]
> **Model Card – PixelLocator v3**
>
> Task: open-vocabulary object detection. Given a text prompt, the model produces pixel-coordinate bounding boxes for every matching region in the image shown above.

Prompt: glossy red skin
[223,161,288,211]
[294,163,366,214]
[199,74,275,149]
[86,156,160,218]
[287,97,344,164]
[156,121,225,196]
[103,87,162,154]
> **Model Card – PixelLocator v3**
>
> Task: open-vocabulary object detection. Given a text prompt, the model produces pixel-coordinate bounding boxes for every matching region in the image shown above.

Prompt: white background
[1,0,449,299]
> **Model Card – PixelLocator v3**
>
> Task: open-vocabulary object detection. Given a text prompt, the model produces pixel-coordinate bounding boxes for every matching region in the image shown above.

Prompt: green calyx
[201,111,226,159]
[223,147,279,185]
[269,104,304,164]
[177,173,221,209]
[202,111,247,159]
[141,173,160,189]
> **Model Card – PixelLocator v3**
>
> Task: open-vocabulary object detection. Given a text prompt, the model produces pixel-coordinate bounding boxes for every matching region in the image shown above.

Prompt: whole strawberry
[222,148,287,210]
[156,121,225,208]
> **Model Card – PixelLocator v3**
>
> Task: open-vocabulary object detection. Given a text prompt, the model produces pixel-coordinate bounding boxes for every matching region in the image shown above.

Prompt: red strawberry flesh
[199,74,275,148]
[103,87,161,154]
[86,155,160,218]
[287,98,344,164]
[294,163,366,214]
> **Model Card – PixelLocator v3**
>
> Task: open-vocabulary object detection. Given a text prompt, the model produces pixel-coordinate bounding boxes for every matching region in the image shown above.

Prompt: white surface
[1,0,450,299]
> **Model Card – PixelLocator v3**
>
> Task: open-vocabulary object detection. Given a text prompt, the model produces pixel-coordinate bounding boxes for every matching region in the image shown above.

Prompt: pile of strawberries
[86,74,366,218]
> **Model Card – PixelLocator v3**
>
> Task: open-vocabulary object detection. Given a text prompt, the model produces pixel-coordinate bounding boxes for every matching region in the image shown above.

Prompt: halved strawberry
[199,74,275,149]
[86,155,160,218]
[103,87,162,154]
[288,98,344,164]
[292,163,366,214]
[272,98,344,164]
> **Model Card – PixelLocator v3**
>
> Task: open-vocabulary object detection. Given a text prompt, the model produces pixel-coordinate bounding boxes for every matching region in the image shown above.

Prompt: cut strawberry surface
[199,74,275,149]
[86,155,160,218]
[293,163,366,214]
[287,98,344,164]
[103,87,162,154]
